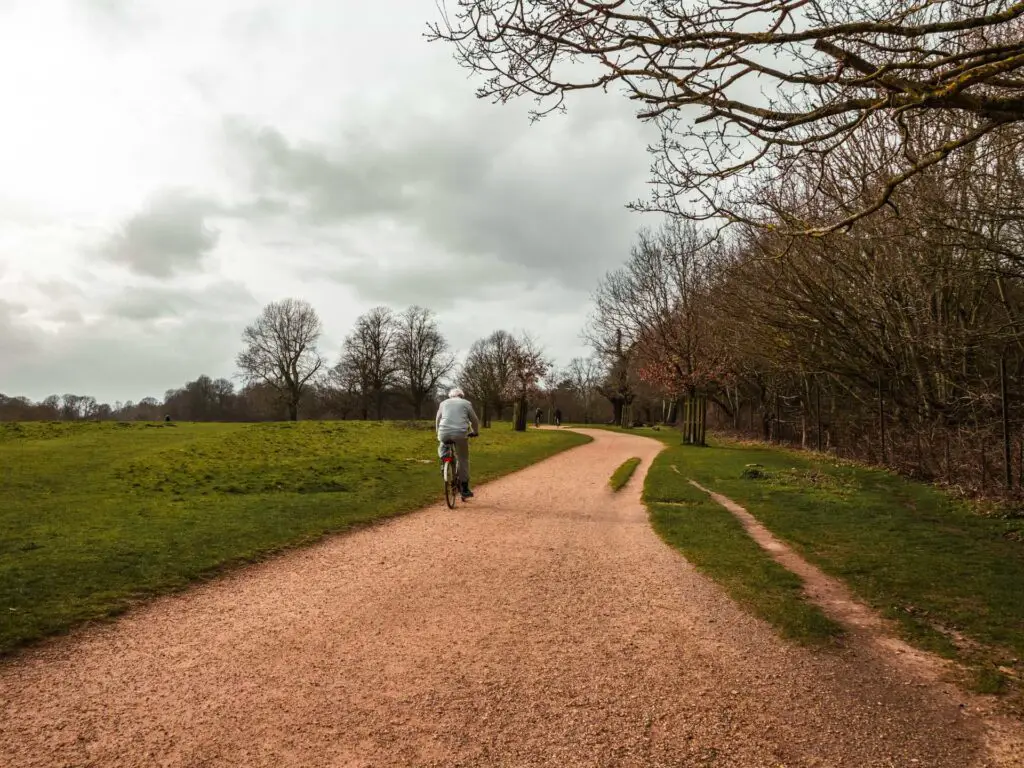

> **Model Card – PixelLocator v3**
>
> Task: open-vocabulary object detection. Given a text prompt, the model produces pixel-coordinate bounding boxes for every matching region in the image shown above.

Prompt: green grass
[0,420,589,655]
[610,457,642,492]
[626,426,1024,690]
[642,441,845,646]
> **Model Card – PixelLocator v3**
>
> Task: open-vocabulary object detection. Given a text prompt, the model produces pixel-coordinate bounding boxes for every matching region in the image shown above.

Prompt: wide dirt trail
[0,429,995,766]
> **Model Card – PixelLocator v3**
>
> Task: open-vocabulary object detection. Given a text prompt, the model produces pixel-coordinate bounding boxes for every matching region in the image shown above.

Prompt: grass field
[618,426,1024,691]
[0,420,589,655]
[609,457,641,492]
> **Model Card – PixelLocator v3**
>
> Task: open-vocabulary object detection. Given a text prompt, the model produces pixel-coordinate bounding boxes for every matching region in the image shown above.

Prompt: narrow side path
[0,430,997,766]
[688,476,1024,765]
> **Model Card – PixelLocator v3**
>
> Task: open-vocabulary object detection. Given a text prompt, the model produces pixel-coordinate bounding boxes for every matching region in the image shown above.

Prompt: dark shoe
[461,483,474,498]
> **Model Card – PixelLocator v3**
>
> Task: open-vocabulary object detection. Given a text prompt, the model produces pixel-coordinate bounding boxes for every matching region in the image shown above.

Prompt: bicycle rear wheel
[443,460,458,508]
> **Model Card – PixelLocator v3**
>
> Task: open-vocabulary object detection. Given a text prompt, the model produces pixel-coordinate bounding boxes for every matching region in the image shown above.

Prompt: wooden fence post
[815,382,822,452]
[774,393,781,443]
[878,375,887,465]
[1001,352,1012,490]
[1018,436,1022,489]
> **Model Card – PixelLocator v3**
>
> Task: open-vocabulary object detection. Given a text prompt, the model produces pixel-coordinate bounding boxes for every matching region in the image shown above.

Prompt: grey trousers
[438,435,471,483]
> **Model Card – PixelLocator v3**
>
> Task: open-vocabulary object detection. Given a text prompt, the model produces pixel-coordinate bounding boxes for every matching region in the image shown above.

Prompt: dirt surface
[0,429,1013,766]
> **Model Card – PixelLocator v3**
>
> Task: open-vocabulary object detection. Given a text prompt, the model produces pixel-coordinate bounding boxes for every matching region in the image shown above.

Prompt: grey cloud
[49,307,85,324]
[4,315,244,404]
[221,4,279,43]
[303,239,536,312]
[100,190,221,277]
[2,279,257,403]
[436,285,594,362]
[223,101,655,295]
[76,0,154,38]
[107,279,256,322]
[33,278,86,301]
[0,298,34,363]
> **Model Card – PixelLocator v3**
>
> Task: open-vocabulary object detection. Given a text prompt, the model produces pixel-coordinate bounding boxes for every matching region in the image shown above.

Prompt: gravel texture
[0,428,1014,766]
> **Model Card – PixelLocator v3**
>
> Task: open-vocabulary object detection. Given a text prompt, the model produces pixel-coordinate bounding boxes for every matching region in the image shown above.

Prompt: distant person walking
[535,408,542,428]
[554,408,562,427]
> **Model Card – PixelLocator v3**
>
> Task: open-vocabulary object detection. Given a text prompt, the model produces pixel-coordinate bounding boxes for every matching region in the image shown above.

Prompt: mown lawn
[0,420,588,655]
[615,426,1024,691]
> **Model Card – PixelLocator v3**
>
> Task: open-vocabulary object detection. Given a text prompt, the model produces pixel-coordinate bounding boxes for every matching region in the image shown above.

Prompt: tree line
[587,125,1024,495]
[1,302,644,428]
[429,0,1024,495]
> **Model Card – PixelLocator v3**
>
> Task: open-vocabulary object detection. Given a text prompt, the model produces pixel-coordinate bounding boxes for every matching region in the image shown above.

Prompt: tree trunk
[513,397,528,432]
[612,399,624,426]
[287,398,299,422]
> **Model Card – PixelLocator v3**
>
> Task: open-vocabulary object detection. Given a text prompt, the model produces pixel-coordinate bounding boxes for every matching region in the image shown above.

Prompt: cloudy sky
[0,0,657,404]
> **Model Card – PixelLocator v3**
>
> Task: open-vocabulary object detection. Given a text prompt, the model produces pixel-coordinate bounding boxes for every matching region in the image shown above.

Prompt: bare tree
[236,298,325,421]
[430,1,1024,234]
[507,333,550,432]
[541,365,565,423]
[460,329,519,426]
[394,306,456,418]
[592,221,730,404]
[60,394,96,420]
[593,329,640,428]
[566,357,603,424]
[330,355,371,420]
[338,306,400,420]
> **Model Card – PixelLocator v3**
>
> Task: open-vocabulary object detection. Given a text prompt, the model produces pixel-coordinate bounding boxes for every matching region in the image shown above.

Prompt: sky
[0,0,658,404]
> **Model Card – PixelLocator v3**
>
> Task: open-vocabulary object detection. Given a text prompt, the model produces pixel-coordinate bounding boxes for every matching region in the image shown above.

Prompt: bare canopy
[394,306,456,419]
[429,0,1024,234]
[236,298,325,421]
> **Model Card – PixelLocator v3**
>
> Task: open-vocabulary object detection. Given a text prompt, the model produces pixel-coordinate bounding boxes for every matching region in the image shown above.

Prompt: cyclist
[435,387,481,498]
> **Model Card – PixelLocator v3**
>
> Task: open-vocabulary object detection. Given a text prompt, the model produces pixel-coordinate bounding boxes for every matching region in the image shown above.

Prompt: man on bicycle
[435,387,481,498]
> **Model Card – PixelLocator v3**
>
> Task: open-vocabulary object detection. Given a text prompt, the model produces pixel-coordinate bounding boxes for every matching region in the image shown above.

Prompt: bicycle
[440,432,477,508]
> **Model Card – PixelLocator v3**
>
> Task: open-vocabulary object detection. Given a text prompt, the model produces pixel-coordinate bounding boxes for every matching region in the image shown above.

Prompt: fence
[706,386,1024,500]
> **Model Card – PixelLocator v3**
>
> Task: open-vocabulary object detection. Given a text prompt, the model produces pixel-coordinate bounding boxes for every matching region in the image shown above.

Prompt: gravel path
[0,429,1004,766]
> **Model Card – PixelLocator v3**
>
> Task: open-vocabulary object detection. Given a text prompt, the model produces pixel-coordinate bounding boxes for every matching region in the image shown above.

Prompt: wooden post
[878,376,887,465]
[815,383,822,452]
[1001,353,1012,490]
[774,393,780,443]
[921,430,929,479]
